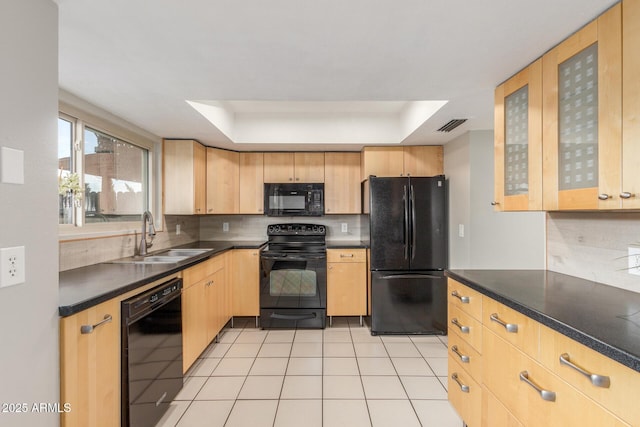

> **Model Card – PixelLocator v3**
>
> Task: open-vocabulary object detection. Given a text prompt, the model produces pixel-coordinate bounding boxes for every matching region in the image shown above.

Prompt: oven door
[260,252,327,309]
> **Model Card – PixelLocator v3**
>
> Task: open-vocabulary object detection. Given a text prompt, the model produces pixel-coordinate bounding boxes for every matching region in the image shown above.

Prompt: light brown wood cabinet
[448,278,634,427]
[542,4,622,210]
[494,59,543,211]
[182,254,229,372]
[232,249,260,316]
[163,139,206,214]
[327,249,367,319]
[239,152,264,214]
[206,147,239,214]
[324,152,361,214]
[621,0,640,209]
[447,279,483,427]
[60,298,120,427]
[361,146,443,179]
[263,152,324,183]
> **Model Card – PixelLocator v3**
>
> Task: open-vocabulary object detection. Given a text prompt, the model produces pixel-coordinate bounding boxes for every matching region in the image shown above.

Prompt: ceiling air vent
[436,119,467,133]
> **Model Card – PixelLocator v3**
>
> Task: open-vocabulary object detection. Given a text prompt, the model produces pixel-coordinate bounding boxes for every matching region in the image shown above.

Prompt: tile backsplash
[200,215,366,242]
[59,215,365,271]
[59,215,199,271]
[547,212,640,293]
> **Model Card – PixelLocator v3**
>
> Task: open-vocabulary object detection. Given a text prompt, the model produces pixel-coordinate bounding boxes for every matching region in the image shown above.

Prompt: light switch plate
[0,147,24,184]
[223,222,229,232]
[0,246,25,288]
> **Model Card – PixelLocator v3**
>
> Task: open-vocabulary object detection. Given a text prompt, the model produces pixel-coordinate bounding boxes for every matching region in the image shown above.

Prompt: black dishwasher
[121,277,183,427]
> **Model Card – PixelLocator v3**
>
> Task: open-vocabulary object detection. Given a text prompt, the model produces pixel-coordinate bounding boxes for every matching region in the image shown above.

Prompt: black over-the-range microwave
[264,183,324,216]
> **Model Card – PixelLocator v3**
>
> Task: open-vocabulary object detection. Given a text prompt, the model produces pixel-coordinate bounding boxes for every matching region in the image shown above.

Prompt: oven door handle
[269,312,318,321]
[379,273,443,280]
[261,254,326,261]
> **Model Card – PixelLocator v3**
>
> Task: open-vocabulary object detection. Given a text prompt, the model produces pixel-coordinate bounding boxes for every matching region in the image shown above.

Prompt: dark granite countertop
[59,240,265,317]
[326,240,369,249]
[445,269,640,373]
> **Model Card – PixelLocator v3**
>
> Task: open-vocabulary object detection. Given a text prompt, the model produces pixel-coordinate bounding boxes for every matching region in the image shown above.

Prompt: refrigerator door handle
[379,274,443,280]
[410,184,416,261]
[403,185,409,260]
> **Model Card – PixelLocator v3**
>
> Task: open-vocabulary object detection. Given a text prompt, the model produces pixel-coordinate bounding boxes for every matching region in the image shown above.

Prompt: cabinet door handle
[491,201,500,206]
[451,373,469,393]
[450,318,469,334]
[559,353,611,388]
[80,314,112,334]
[598,193,612,200]
[519,371,556,402]
[620,192,634,199]
[490,313,518,333]
[451,345,470,363]
[340,254,354,258]
[451,290,470,304]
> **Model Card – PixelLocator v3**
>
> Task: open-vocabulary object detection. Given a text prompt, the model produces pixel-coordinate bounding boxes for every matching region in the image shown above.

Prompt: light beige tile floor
[157,317,462,427]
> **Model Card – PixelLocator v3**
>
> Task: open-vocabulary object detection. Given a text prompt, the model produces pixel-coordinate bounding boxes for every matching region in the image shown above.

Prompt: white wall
[445,130,545,269]
[0,0,59,425]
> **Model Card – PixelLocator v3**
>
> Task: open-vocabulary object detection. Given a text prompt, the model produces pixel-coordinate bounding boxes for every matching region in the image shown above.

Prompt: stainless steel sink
[108,248,211,264]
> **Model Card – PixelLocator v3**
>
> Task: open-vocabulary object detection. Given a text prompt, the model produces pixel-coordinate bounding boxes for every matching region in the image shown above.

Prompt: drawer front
[448,278,483,321]
[327,249,366,263]
[539,325,640,426]
[183,255,225,286]
[448,331,482,383]
[448,358,482,427]
[483,328,628,427]
[482,386,524,427]
[483,297,539,358]
[449,303,483,353]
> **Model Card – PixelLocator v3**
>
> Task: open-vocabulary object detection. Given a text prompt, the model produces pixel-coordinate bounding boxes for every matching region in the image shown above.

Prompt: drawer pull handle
[620,192,634,199]
[80,314,112,334]
[450,318,470,334]
[519,371,556,402]
[451,345,470,363]
[490,313,518,333]
[559,353,611,388]
[451,291,470,304]
[340,254,355,258]
[451,373,469,393]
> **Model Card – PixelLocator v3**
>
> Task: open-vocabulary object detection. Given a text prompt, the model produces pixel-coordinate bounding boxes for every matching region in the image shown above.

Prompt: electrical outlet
[341,223,348,233]
[0,246,25,288]
[628,246,640,276]
[223,222,229,232]
[176,224,181,235]
[458,224,465,238]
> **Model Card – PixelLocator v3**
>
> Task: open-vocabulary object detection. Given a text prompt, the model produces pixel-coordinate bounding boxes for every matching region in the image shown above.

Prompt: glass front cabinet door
[494,59,543,211]
[542,3,622,210]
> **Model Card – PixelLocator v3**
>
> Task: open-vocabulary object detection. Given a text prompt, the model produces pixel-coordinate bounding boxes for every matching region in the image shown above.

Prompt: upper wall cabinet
[324,152,361,214]
[361,146,443,180]
[494,59,543,211]
[239,152,264,214]
[206,147,240,214]
[542,3,622,210]
[622,0,640,209]
[164,139,206,214]
[263,152,325,183]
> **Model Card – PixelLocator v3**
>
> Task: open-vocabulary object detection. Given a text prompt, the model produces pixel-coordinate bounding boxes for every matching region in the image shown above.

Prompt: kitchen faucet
[139,211,156,256]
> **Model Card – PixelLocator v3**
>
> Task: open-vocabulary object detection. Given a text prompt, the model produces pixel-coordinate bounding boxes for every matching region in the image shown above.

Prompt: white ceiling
[56,0,617,151]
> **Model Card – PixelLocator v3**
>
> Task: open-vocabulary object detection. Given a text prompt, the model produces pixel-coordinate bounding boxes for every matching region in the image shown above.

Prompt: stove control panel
[267,223,326,236]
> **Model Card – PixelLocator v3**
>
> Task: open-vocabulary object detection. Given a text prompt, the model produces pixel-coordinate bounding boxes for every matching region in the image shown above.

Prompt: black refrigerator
[368,175,448,335]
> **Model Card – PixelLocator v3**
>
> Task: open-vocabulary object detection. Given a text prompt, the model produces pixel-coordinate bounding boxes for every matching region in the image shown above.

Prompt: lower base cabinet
[448,279,633,427]
[182,254,231,373]
[327,249,367,317]
[231,249,260,317]
[60,298,120,427]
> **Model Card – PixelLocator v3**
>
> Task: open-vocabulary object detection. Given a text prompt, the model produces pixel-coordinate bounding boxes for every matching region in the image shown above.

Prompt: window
[58,115,151,227]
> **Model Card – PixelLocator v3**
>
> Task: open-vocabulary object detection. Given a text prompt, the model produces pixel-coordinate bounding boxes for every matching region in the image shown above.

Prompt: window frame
[58,95,161,240]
